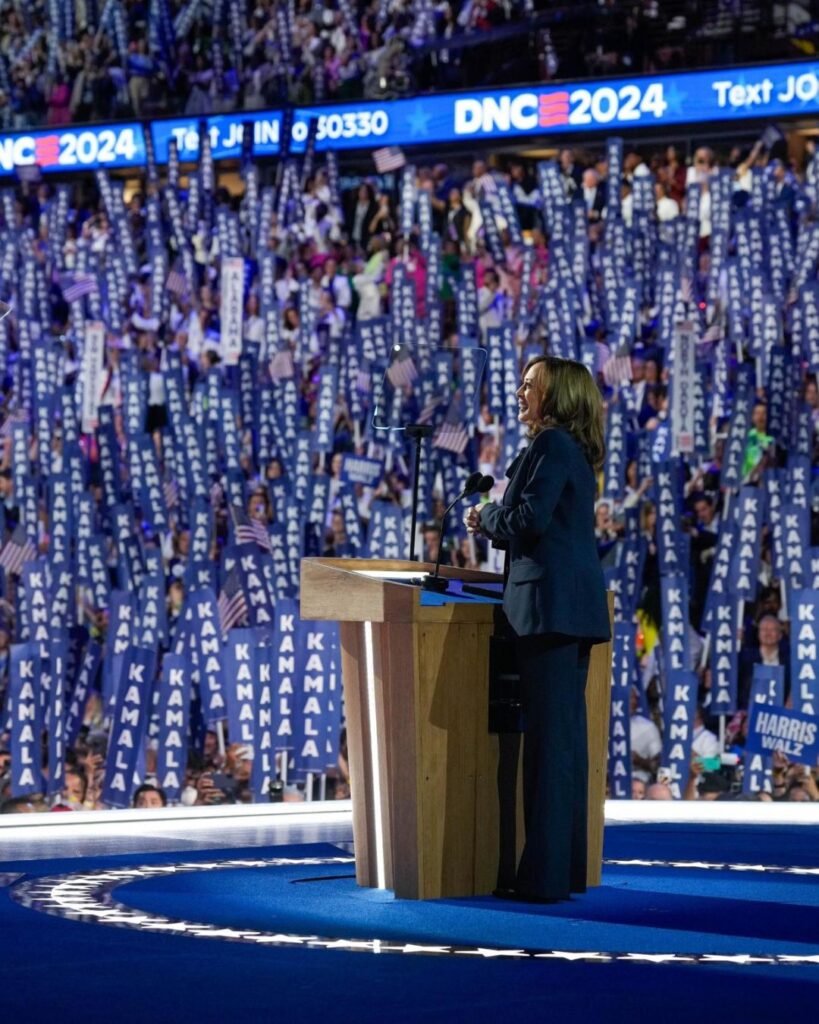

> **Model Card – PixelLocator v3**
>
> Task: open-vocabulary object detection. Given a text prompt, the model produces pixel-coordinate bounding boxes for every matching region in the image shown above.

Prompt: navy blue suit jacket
[479,427,610,643]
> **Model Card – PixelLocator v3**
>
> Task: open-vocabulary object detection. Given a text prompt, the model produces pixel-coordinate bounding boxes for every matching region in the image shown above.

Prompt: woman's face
[249,495,267,522]
[516,364,545,428]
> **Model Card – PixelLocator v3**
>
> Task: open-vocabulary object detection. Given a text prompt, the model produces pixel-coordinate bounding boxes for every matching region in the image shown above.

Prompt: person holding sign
[466,356,610,903]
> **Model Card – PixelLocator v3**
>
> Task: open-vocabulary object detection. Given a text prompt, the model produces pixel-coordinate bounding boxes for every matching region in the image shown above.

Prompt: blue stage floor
[1,819,817,1023]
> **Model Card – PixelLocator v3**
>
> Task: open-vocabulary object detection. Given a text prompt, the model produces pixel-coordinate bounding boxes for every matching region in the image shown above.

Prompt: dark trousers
[514,633,591,900]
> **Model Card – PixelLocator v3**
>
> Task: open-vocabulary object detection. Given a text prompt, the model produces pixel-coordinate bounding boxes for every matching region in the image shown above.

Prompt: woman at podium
[466,355,610,903]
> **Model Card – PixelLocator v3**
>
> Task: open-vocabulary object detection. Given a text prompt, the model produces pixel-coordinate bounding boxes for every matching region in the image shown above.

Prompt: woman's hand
[464,503,485,535]
[83,753,103,808]
[84,752,103,778]
[196,772,223,805]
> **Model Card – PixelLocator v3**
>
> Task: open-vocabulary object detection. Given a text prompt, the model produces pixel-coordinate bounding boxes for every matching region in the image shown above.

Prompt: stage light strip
[11,859,819,967]
[363,620,387,889]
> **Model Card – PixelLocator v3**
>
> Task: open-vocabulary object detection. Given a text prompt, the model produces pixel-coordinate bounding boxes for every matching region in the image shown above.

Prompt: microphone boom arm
[424,472,484,592]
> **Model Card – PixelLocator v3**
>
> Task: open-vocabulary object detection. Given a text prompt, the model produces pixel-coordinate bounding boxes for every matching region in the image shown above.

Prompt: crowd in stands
[1,115,819,812]
[0,0,813,129]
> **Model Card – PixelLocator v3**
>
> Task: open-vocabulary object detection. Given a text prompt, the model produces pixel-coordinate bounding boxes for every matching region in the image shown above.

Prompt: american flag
[230,504,272,553]
[418,392,446,425]
[269,347,295,381]
[165,259,188,298]
[217,566,248,634]
[386,348,418,389]
[701,321,723,344]
[602,353,633,388]
[373,146,406,173]
[356,366,371,393]
[163,476,179,510]
[16,164,40,184]
[58,272,98,303]
[473,172,499,198]
[0,523,36,577]
[210,480,224,510]
[0,407,28,438]
[433,393,469,454]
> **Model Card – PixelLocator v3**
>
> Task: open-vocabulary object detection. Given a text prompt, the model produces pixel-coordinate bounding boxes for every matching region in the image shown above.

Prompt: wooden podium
[301,557,612,900]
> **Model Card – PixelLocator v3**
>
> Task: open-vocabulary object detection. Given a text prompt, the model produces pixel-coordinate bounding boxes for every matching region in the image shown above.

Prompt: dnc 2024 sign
[438,62,819,142]
[0,123,145,174]
[0,60,816,173]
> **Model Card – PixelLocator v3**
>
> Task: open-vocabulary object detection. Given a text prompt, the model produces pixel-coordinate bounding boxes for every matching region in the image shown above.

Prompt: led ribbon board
[0,61,817,172]
[171,60,819,158]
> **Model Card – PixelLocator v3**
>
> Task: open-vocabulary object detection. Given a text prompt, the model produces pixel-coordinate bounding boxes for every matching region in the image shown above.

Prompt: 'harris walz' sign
[747,705,819,765]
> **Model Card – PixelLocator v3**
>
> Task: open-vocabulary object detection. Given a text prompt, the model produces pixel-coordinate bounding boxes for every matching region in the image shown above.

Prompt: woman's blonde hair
[524,355,606,471]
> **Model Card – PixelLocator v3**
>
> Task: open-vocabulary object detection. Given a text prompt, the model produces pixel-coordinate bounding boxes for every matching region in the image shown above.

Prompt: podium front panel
[301,558,612,900]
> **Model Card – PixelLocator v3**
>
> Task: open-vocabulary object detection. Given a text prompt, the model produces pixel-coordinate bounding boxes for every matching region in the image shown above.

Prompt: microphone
[477,475,494,494]
[460,471,483,498]
[423,471,483,591]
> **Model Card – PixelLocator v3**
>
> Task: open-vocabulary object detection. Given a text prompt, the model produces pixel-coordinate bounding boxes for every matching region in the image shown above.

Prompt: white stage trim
[604,800,819,826]
[1,798,817,843]
[0,799,353,837]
